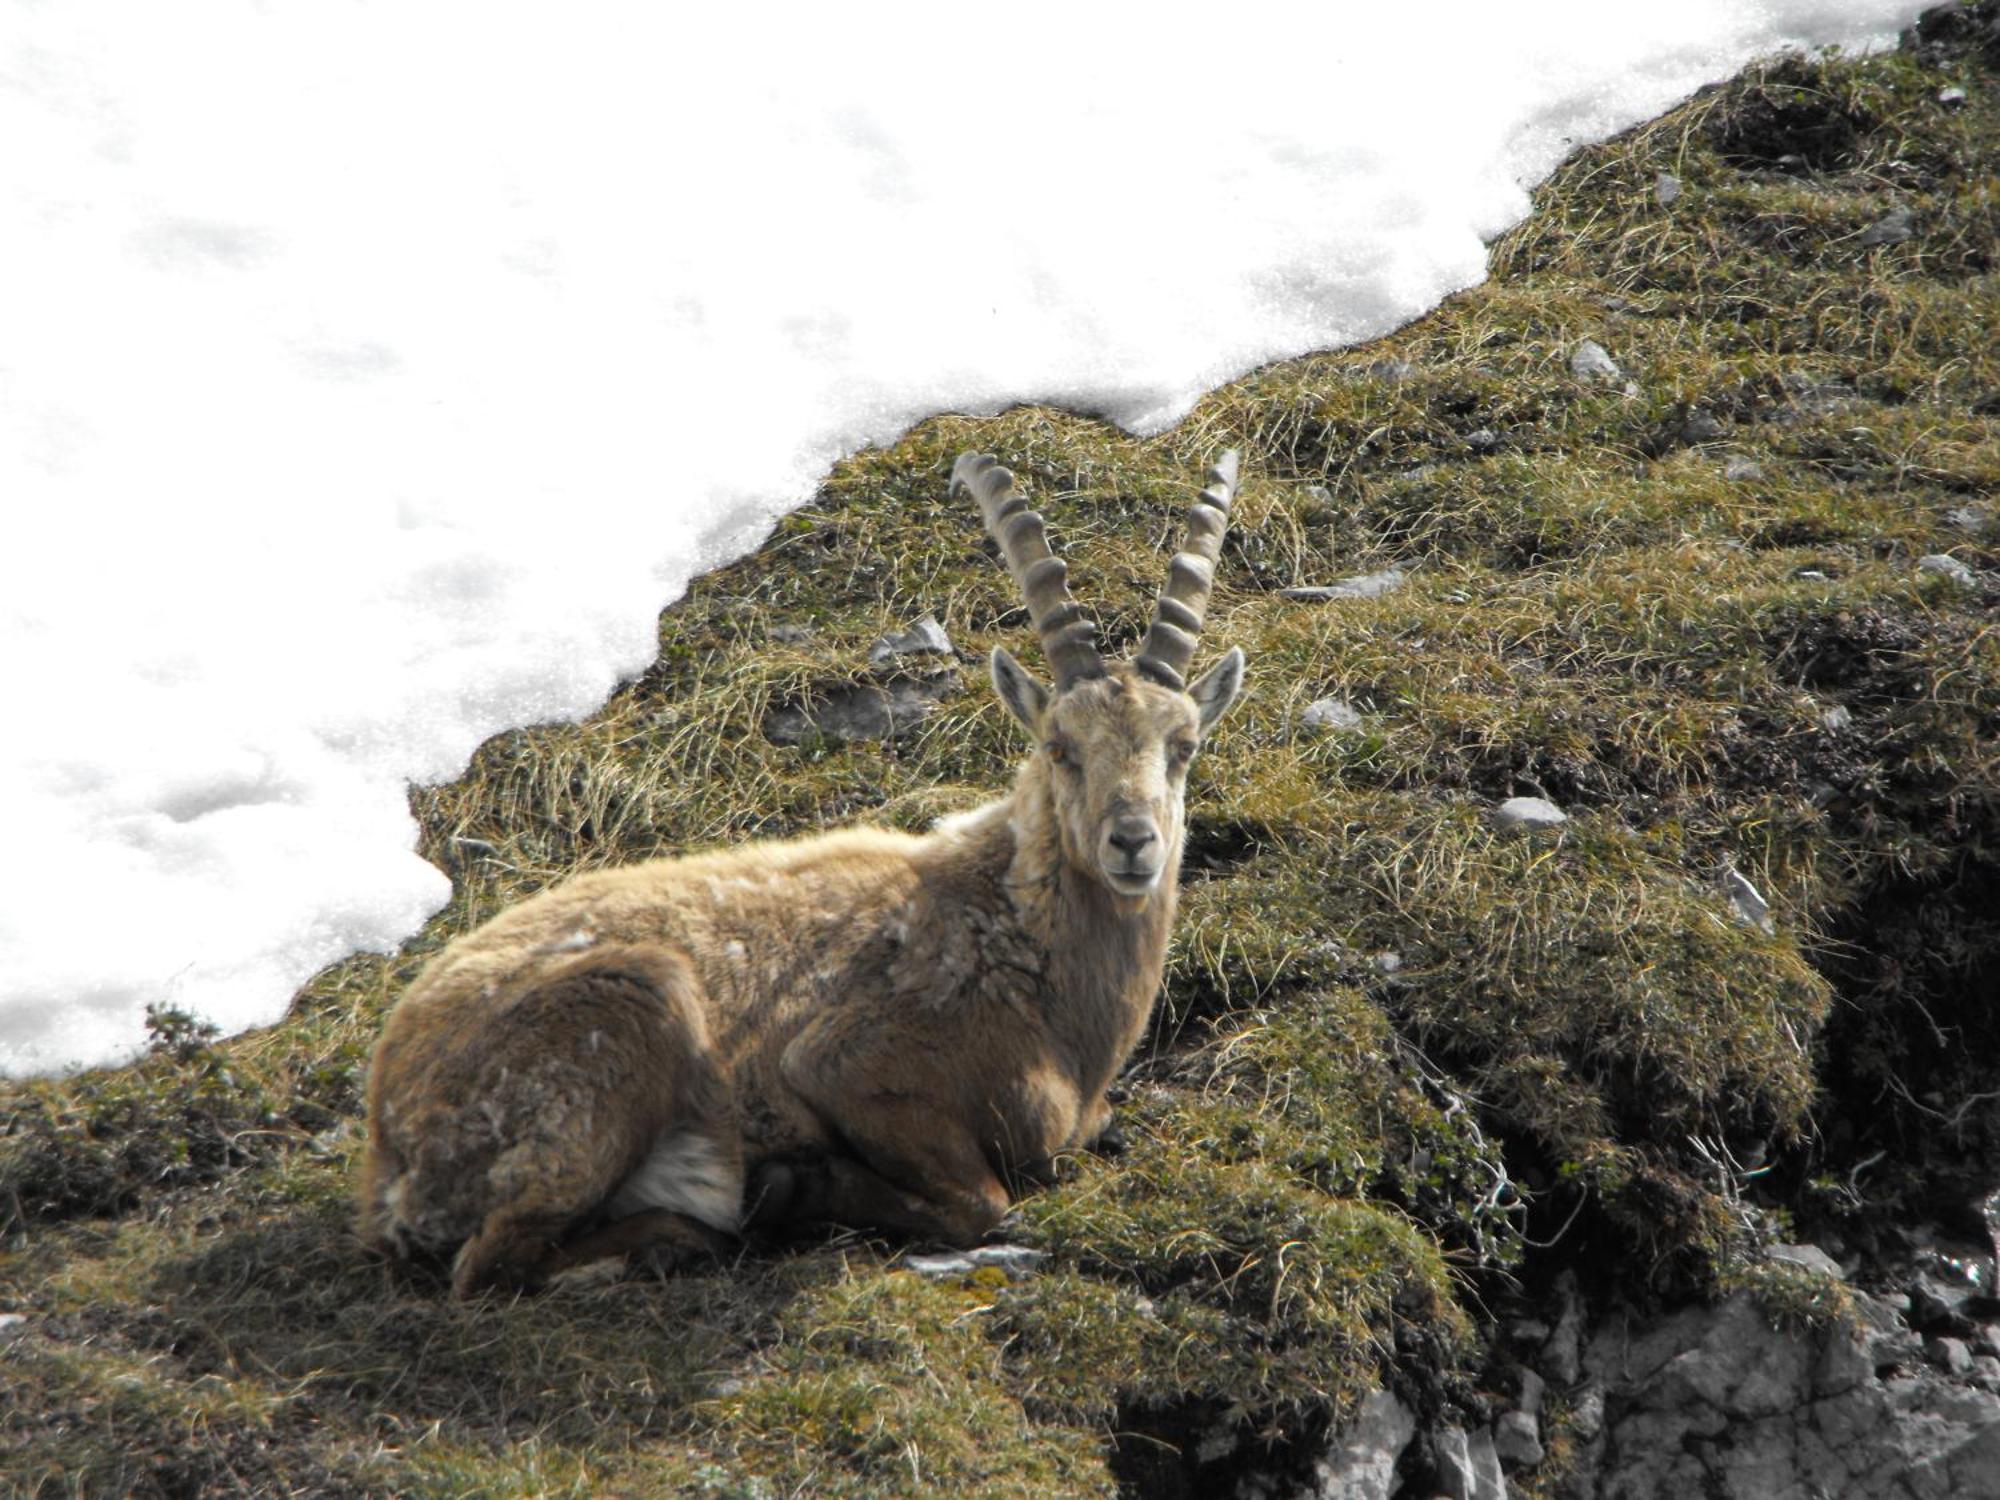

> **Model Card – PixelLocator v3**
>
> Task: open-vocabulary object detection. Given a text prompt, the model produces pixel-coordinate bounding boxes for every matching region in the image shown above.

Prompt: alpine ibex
[358,450,1247,1296]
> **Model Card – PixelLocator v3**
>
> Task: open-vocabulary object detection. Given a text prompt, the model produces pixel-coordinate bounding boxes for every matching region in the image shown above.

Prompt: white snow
[0,2,1926,1074]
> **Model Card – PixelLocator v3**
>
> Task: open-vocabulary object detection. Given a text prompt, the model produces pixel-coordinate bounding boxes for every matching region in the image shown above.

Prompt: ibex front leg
[765,1024,1011,1246]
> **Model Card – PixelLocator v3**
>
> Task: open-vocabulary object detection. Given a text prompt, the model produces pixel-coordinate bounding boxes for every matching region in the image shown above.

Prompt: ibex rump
[358,451,1247,1296]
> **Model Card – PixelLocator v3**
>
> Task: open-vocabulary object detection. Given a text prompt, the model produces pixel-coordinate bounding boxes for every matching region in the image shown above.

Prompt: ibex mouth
[1103,865,1162,897]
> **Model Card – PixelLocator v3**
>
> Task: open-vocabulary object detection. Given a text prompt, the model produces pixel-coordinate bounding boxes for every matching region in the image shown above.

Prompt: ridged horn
[1134,450,1238,691]
[953,452,1107,689]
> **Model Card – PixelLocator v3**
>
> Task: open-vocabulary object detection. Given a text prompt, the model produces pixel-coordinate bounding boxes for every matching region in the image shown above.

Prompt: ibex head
[954,451,1246,902]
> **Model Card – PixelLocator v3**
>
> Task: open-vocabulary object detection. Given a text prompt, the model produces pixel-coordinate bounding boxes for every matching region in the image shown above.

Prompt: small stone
[1908,1273,1979,1336]
[1546,1271,1585,1387]
[1719,866,1775,934]
[0,1313,24,1342]
[763,673,958,746]
[768,623,815,644]
[1947,505,1992,534]
[902,1251,976,1278]
[1301,698,1366,734]
[1371,951,1403,976]
[868,613,953,666]
[1436,1426,1506,1500]
[1195,1419,1241,1464]
[1794,568,1830,582]
[1976,1356,2000,1393]
[1768,1243,1845,1279]
[1655,172,1683,207]
[1311,1389,1417,1500]
[1570,1382,1606,1441]
[1517,1368,1547,1415]
[1820,704,1854,734]
[1975,1324,2000,1359]
[1930,1336,1976,1377]
[1508,1317,1553,1348]
[1681,409,1728,442]
[1465,427,1499,453]
[1362,357,1416,383]
[1918,553,1975,587]
[1570,339,1622,383]
[1494,796,1567,834]
[1281,567,1409,604]
[1939,86,1968,107]
[1857,206,1915,248]
[1723,455,1765,481]
[1493,1409,1545,1469]
[964,1244,1045,1276]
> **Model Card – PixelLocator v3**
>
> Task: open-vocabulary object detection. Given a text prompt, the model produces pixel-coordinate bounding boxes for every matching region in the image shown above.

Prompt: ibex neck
[989,767,1178,1095]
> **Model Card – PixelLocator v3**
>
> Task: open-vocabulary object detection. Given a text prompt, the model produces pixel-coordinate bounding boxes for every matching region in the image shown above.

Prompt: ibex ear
[990,647,1050,732]
[1188,647,1245,733]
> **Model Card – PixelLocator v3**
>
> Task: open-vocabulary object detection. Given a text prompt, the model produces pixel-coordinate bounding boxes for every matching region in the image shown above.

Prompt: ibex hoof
[743,1159,803,1232]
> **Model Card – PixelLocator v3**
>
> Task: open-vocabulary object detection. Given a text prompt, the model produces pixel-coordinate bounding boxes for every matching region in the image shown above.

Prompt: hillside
[3,8,1997,1495]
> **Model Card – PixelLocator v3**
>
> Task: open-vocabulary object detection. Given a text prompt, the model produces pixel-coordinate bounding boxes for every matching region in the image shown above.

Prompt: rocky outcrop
[1562,1290,2000,1498]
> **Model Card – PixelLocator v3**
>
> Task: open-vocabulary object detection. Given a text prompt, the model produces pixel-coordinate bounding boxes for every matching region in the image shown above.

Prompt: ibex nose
[1107,820,1158,860]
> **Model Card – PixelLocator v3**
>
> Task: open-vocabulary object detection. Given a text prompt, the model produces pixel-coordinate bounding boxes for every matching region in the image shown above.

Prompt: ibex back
[358,451,1247,1296]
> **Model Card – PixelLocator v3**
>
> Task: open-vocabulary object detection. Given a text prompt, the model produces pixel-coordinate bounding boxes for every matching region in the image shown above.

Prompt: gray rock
[1301,698,1366,734]
[1723,455,1765,481]
[1570,1381,1606,1441]
[1719,866,1775,934]
[1939,86,1968,107]
[867,613,954,666]
[1308,1388,1417,1500]
[1768,1243,1845,1279]
[1436,1426,1506,1500]
[1465,427,1500,453]
[1547,1271,1586,1387]
[1508,1317,1553,1348]
[1570,339,1622,383]
[1655,171,1683,207]
[1857,206,1915,248]
[1494,796,1567,834]
[1948,505,1993,535]
[901,1243,1044,1279]
[768,623,815,644]
[1281,567,1409,604]
[1371,951,1402,976]
[965,1244,1045,1274]
[0,1313,24,1343]
[1779,372,1864,415]
[763,672,957,746]
[1976,1324,2000,1360]
[1919,553,1976,587]
[1581,1293,2000,1500]
[1931,1337,1977,1377]
[1493,1409,1545,1468]
[1517,1367,1547,1415]
[1682,408,1728,442]
[1361,358,1416,383]
[1821,703,1854,734]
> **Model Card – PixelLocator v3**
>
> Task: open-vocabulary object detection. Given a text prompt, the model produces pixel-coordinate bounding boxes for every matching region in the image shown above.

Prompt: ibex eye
[1171,740,1197,765]
[1045,740,1071,766]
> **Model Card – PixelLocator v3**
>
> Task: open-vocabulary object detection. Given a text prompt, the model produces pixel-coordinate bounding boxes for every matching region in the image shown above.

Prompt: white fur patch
[542,927,597,954]
[606,1128,742,1232]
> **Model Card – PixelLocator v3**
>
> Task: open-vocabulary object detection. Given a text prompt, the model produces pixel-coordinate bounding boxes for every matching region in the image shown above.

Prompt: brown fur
[358,463,1246,1297]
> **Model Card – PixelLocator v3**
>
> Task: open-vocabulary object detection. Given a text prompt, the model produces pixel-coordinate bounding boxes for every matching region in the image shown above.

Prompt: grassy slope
[3,13,1997,1496]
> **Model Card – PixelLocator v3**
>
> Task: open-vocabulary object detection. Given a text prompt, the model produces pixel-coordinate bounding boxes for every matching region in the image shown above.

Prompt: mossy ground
[5,15,1998,1495]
